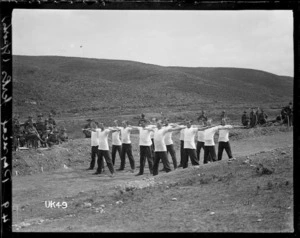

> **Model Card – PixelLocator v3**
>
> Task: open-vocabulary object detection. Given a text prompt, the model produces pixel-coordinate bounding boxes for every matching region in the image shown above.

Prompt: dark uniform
[138,114,147,126]
[83,119,93,138]
[48,113,56,127]
[249,109,257,128]
[241,111,249,126]
[258,110,268,125]
[197,111,208,123]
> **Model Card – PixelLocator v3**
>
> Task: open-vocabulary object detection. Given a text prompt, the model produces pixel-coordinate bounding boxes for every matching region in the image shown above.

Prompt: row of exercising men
[83,118,244,177]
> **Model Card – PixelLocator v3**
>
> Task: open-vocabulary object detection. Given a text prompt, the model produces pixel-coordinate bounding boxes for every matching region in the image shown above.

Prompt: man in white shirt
[82,121,103,171]
[182,120,211,168]
[116,120,135,172]
[218,119,244,161]
[131,120,155,176]
[178,122,186,168]
[163,118,178,170]
[196,120,206,163]
[111,120,122,166]
[203,119,221,164]
[85,122,119,177]
[151,120,184,176]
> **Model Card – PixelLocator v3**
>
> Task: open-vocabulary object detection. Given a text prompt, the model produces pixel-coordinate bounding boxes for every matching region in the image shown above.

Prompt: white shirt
[183,127,198,149]
[164,131,173,145]
[153,127,169,152]
[138,127,153,146]
[98,129,110,151]
[179,128,185,141]
[204,126,221,146]
[112,128,122,146]
[91,129,99,146]
[121,127,132,144]
[197,130,205,142]
[218,125,233,142]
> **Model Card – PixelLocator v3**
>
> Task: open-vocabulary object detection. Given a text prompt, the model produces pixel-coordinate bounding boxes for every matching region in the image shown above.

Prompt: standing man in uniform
[197,110,208,123]
[249,108,258,128]
[131,120,155,176]
[241,111,250,127]
[116,120,135,172]
[111,120,122,166]
[48,113,56,128]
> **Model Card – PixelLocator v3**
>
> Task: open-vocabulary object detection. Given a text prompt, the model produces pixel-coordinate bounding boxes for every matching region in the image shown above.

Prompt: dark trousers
[96,150,115,174]
[218,141,233,161]
[151,139,155,158]
[153,151,171,176]
[204,146,217,164]
[90,146,99,169]
[120,143,135,170]
[167,144,177,169]
[139,146,153,174]
[183,149,199,168]
[111,145,122,165]
[179,140,186,166]
[196,141,205,163]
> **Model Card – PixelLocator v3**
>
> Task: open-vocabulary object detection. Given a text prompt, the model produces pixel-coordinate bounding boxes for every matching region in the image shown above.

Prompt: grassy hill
[13,55,293,122]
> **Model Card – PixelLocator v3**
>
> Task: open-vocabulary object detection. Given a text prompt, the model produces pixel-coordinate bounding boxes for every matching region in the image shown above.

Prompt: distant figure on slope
[217,119,244,161]
[197,110,208,123]
[138,113,147,126]
[241,111,250,127]
[257,109,268,125]
[249,108,258,128]
[82,119,93,138]
[220,110,226,123]
[48,113,56,128]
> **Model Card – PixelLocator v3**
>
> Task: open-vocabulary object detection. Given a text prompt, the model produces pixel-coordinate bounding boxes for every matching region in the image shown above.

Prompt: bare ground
[12,128,293,232]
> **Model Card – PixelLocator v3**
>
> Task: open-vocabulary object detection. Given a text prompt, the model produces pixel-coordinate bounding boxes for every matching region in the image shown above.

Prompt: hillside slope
[13,55,293,117]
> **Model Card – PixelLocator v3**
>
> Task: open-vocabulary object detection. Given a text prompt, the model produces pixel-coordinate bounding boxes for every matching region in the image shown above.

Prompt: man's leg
[182,149,189,168]
[217,142,225,161]
[145,146,154,174]
[168,144,177,169]
[95,150,104,174]
[161,152,172,172]
[203,146,209,164]
[118,144,126,170]
[224,142,233,159]
[116,145,122,163]
[126,144,135,170]
[111,145,117,166]
[196,141,201,162]
[103,150,115,175]
[89,146,97,169]
[189,149,199,166]
[209,146,217,162]
[137,146,146,175]
[152,152,160,176]
[179,140,185,167]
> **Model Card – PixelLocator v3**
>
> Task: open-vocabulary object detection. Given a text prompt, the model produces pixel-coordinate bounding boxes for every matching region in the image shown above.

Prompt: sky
[12,9,293,76]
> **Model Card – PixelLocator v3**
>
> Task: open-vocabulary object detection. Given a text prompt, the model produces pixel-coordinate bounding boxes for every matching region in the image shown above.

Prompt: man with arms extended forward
[151,120,184,176]
[83,121,103,171]
[163,118,178,170]
[182,120,212,168]
[87,122,118,177]
[218,119,244,161]
[203,119,220,164]
[111,120,122,166]
[131,120,155,176]
[116,120,135,172]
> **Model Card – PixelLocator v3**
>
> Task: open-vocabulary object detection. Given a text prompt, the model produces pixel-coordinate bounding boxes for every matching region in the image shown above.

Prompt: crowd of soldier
[12,113,68,150]
[241,102,293,127]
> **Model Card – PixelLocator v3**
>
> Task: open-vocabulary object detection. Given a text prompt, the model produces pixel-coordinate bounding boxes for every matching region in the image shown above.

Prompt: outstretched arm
[197,125,218,131]
[167,125,186,132]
